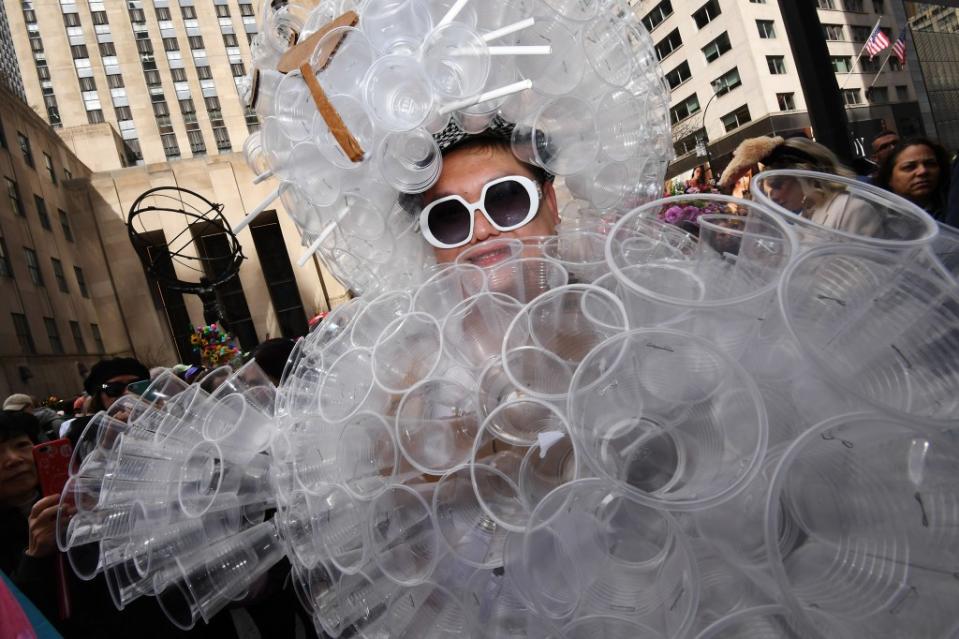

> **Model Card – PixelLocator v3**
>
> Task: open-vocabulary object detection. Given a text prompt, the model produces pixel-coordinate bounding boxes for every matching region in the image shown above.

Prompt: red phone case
[33,438,73,497]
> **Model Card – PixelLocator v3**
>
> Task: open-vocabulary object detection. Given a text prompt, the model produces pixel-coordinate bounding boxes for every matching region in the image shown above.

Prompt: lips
[468,245,512,268]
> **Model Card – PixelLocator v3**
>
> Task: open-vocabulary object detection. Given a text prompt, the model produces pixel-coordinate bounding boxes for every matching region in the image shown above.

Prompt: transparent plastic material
[511,96,599,176]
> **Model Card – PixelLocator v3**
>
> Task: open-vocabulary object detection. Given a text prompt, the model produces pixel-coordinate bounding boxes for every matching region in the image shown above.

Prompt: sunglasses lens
[427,199,473,246]
[485,179,533,228]
[102,382,126,397]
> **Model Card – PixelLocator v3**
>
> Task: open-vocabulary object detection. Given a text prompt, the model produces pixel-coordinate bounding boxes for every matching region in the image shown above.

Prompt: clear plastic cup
[283,141,342,207]
[454,238,525,269]
[930,221,959,279]
[432,464,510,568]
[371,312,444,394]
[520,479,699,636]
[692,605,817,639]
[273,70,317,141]
[363,53,435,132]
[368,484,440,585]
[360,0,433,54]
[420,22,491,100]
[387,581,473,637]
[350,290,414,349]
[562,616,664,639]
[566,162,639,212]
[568,328,767,511]
[311,26,377,98]
[155,520,284,630]
[441,292,523,370]
[595,89,646,161]
[311,93,377,170]
[487,256,569,303]
[377,127,443,193]
[177,440,274,517]
[765,413,959,638]
[541,232,608,283]
[750,169,938,250]
[395,377,479,474]
[514,18,584,97]
[779,243,959,422]
[313,565,401,638]
[412,263,488,322]
[207,359,277,417]
[511,96,599,176]
[317,347,387,423]
[336,412,399,500]
[202,393,276,459]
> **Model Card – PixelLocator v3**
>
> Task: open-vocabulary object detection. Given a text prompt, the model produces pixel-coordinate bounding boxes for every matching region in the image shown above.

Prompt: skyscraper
[0,2,27,102]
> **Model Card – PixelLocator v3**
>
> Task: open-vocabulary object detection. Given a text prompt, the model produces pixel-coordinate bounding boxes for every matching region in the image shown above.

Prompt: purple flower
[681,205,701,221]
[663,205,684,224]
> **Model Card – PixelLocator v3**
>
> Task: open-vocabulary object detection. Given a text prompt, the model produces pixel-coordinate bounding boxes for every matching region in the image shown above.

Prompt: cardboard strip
[300,62,364,163]
[277,11,359,73]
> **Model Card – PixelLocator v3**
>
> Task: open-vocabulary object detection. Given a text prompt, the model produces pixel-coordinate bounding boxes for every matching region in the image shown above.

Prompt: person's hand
[26,494,61,558]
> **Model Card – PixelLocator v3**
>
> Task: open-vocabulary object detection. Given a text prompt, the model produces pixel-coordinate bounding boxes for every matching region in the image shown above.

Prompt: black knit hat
[83,357,150,396]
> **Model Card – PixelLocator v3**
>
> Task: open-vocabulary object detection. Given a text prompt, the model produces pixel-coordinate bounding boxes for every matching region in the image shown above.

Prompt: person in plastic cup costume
[418,134,560,266]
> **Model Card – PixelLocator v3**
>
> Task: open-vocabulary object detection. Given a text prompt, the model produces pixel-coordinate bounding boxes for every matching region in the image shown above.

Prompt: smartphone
[33,438,73,497]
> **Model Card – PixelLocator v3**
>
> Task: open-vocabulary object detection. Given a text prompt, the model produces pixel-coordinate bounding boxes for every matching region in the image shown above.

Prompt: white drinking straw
[482,18,535,42]
[439,79,533,115]
[234,184,284,234]
[297,208,350,267]
[252,170,273,185]
[487,45,551,56]
[437,0,471,28]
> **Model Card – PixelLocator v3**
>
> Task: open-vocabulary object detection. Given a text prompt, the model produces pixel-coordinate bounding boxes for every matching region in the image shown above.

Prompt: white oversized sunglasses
[419,175,541,249]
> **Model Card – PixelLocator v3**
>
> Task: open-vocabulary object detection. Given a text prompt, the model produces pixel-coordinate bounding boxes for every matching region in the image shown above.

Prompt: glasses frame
[419,175,541,249]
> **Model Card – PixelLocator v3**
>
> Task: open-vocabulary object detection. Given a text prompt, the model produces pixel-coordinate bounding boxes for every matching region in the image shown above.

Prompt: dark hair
[869,130,899,147]
[253,338,296,383]
[0,410,40,445]
[84,357,150,411]
[876,137,951,215]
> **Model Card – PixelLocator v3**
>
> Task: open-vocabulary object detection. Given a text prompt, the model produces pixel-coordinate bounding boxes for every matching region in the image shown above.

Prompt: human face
[765,176,805,214]
[0,435,38,506]
[99,373,143,410]
[871,133,899,166]
[889,144,940,204]
[423,145,560,265]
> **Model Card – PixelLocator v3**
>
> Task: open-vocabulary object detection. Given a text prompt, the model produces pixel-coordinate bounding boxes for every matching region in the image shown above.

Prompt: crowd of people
[677,130,957,230]
[1,339,306,639]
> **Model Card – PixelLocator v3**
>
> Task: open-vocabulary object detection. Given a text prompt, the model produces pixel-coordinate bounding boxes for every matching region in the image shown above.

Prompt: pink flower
[681,205,701,221]
[663,206,684,224]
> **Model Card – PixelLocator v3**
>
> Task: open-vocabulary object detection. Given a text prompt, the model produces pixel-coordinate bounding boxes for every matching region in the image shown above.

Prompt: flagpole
[839,17,882,92]
[867,51,892,91]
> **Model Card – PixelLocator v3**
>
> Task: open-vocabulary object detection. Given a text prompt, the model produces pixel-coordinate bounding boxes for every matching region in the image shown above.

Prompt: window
[721,104,751,132]
[749,0,766,3]
[92,10,108,25]
[163,37,180,51]
[23,8,37,23]
[831,56,852,73]
[665,61,692,89]
[24,248,43,286]
[155,6,171,20]
[188,129,206,154]
[777,92,796,110]
[844,0,864,11]
[6,178,24,216]
[71,44,89,59]
[90,323,105,353]
[43,153,57,184]
[63,12,80,27]
[889,57,902,71]
[872,0,884,11]
[79,76,96,92]
[196,65,213,80]
[161,133,181,159]
[216,4,231,17]
[822,24,844,40]
[655,29,683,62]
[851,25,870,41]
[136,39,153,55]
[129,7,145,22]
[17,132,34,168]
[0,237,12,277]
[181,6,197,19]
[223,33,239,47]
[169,68,187,83]
[29,34,44,53]
[231,62,246,77]
[74,266,89,297]
[213,126,231,151]
[51,258,68,293]
[11,313,36,354]
[34,196,51,230]
[108,74,124,89]
[702,32,731,63]
[712,67,742,96]
[868,86,888,103]
[115,106,133,121]
[36,65,51,82]
[205,96,222,120]
[767,55,787,75]
[816,0,835,7]
[693,0,721,29]
[843,89,862,105]
[642,0,673,32]
[0,121,5,149]
[44,318,64,354]
[152,101,170,118]
[896,85,909,101]
[670,94,701,124]
[70,321,87,354]
[59,210,73,242]
[145,69,161,86]
[757,20,776,38]
[188,35,205,50]
[87,109,105,124]
[240,3,255,17]
[64,168,72,181]
[99,41,116,57]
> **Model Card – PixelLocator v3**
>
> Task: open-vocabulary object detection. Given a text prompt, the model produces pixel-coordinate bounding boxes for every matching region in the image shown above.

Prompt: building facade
[0,85,132,399]
[631,0,924,176]
[3,0,260,169]
[0,2,26,101]
[906,2,959,150]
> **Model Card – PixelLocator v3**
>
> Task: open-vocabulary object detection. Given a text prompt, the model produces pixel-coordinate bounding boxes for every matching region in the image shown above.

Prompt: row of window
[1,119,71,182]
[816,0,886,13]
[5,178,74,239]
[11,312,104,355]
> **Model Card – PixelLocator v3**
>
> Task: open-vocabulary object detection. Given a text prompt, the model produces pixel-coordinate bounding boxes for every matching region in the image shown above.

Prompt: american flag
[865,25,891,59]
[892,34,907,66]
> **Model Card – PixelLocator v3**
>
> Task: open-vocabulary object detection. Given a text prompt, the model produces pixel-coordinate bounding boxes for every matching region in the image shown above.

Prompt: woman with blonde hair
[721,135,880,235]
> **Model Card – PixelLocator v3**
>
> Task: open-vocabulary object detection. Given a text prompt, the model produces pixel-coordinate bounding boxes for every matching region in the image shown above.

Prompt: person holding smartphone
[61,358,150,451]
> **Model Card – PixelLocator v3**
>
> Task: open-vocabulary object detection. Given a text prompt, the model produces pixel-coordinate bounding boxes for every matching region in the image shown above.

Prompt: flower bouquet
[190,323,241,368]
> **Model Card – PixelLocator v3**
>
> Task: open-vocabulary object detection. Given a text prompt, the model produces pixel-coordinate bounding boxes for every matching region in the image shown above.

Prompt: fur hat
[719,136,784,189]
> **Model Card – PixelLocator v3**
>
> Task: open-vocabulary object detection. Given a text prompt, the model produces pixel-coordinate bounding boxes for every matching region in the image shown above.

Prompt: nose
[471,208,499,243]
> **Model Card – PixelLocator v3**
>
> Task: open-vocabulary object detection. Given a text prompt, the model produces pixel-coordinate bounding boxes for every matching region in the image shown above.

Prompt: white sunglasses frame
[419,175,542,249]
